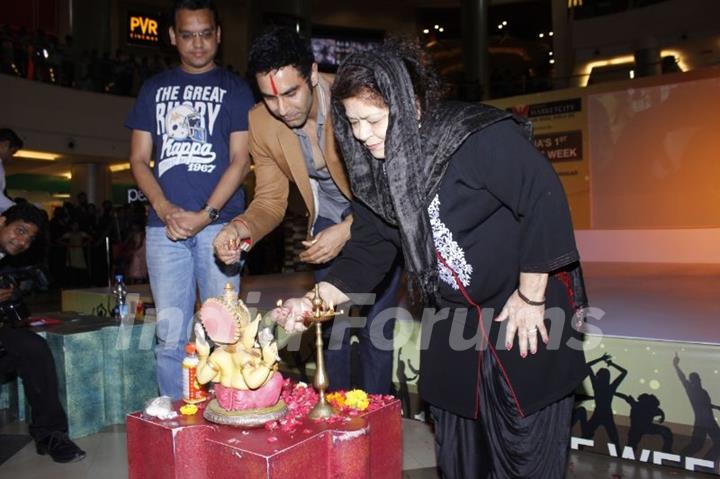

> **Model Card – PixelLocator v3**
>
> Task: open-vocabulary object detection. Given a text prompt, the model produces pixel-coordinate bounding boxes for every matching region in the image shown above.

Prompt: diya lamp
[305,284,343,419]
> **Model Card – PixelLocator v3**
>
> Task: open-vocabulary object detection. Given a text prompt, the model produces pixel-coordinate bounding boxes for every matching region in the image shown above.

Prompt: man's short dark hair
[2,203,47,234]
[247,27,315,83]
[0,129,23,150]
[170,0,220,28]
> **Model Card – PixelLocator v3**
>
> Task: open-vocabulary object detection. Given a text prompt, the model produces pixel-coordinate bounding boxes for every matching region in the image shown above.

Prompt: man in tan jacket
[213,28,400,394]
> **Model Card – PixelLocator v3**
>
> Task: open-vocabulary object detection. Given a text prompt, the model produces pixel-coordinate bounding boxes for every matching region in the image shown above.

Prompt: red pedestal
[127,396,402,479]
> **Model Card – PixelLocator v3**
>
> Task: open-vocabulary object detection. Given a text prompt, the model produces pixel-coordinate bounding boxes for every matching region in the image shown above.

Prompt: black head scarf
[332,49,530,303]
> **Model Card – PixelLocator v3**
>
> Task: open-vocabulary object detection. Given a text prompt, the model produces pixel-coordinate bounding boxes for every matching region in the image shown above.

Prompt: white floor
[582,262,720,343]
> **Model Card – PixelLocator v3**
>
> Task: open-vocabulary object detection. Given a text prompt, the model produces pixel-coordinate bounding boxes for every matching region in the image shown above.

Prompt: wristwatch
[202,204,220,222]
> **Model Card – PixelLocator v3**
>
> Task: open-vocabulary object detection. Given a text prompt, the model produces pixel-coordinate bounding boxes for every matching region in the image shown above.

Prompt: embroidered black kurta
[325,119,587,419]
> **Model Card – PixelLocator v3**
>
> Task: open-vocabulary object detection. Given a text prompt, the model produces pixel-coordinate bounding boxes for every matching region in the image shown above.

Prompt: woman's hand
[271,297,312,333]
[271,282,350,333]
[495,290,548,358]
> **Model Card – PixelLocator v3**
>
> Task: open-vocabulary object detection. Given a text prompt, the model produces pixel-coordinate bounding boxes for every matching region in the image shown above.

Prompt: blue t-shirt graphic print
[125,66,255,226]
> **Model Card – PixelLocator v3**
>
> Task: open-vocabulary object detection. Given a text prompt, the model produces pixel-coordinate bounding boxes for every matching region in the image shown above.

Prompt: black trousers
[430,349,574,479]
[0,325,68,441]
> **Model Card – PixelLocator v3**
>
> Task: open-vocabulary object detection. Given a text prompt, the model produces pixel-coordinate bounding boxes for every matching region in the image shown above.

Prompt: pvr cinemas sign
[127,11,160,45]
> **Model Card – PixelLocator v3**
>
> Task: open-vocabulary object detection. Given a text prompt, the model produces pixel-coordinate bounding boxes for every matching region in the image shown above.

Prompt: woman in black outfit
[276,43,589,478]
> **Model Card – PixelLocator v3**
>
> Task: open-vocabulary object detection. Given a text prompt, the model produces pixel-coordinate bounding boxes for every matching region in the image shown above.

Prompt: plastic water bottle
[112,274,128,321]
[113,274,133,350]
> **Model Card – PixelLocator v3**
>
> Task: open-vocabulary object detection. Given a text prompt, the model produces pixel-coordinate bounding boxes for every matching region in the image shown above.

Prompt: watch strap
[201,204,220,221]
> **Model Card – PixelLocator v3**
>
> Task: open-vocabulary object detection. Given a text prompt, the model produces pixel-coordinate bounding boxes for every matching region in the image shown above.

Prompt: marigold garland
[263,380,396,435]
[341,389,370,411]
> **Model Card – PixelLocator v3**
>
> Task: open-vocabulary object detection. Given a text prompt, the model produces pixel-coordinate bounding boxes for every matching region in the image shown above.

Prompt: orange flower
[327,392,346,408]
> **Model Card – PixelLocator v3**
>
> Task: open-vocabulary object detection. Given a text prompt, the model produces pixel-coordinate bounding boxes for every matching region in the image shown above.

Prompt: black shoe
[36,431,87,463]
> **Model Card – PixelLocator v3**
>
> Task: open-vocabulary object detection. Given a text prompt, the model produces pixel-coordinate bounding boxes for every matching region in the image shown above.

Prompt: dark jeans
[0,325,68,441]
[312,215,401,395]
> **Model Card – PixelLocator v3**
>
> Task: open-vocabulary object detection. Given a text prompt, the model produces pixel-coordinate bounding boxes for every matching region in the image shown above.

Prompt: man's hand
[165,210,211,241]
[299,220,351,264]
[0,287,14,303]
[213,221,250,265]
[155,199,183,226]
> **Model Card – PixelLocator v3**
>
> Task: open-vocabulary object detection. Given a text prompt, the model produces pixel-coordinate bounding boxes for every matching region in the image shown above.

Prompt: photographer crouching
[0,204,86,463]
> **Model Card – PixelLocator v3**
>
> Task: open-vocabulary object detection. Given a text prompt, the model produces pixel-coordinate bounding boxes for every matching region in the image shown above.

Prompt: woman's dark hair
[331,38,446,114]
[170,0,220,28]
[247,27,315,84]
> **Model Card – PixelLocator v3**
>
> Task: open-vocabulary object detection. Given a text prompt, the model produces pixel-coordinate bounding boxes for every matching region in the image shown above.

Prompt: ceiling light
[434,24,439,30]
[498,24,503,29]
[539,33,544,38]
[438,27,444,33]
[549,31,554,36]
[660,49,688,71]
[110,163,132,173]
[549,51,554,56]
[423,29,429,34]
[580,54,635,86]
[629,70,635,79]
[502,21,508,26]
[14,149,60,161]
[549,59,555,64]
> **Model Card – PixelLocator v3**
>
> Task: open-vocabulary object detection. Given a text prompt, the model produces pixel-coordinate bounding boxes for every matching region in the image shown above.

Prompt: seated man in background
[0,203,86,463]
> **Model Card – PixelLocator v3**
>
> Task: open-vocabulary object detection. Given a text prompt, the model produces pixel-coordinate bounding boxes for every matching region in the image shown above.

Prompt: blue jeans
[313,216,401,395]
[146,224,240,399]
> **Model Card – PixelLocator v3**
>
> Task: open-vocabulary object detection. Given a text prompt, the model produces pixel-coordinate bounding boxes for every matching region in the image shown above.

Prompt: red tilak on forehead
[269,74,278,96]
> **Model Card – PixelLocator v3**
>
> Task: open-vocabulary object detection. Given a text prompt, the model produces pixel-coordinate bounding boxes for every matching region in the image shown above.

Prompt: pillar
[70,163,112,205]
[461,0,490,101]
[551,0,574,89]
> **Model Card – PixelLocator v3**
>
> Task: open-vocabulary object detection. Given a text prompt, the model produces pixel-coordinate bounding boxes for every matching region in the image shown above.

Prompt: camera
[0,266,49,326]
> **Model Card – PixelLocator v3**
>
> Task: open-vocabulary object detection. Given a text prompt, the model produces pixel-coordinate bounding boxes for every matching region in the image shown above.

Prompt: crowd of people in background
[0,24,239,97]
[48,193,148,288]
[5,193,150,290]
[7,191,290,292]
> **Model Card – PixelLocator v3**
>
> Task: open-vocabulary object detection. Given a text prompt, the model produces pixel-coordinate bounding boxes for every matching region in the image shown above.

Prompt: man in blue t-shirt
[125,0,254,399]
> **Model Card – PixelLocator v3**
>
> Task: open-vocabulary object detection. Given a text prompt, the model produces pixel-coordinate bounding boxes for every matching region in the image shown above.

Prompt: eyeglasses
[177,29,215,41]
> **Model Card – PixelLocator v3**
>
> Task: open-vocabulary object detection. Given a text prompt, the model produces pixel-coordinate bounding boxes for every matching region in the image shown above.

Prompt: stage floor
[582,262,720,344]
[61,262,720,345]
[245,263,720,345]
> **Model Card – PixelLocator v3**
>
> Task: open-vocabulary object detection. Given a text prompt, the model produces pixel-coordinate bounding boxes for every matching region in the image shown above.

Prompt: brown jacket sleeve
[231,111,289,245]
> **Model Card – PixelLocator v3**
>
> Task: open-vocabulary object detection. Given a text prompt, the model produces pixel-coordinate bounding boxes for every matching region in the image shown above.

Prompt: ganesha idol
[194,283,287,426]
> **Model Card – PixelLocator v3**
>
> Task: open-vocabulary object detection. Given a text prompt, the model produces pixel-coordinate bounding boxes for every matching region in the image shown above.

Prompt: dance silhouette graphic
[574,353,627,447]
[396,347,420,418]
[615,391,673,452]
[674,353,720,460]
